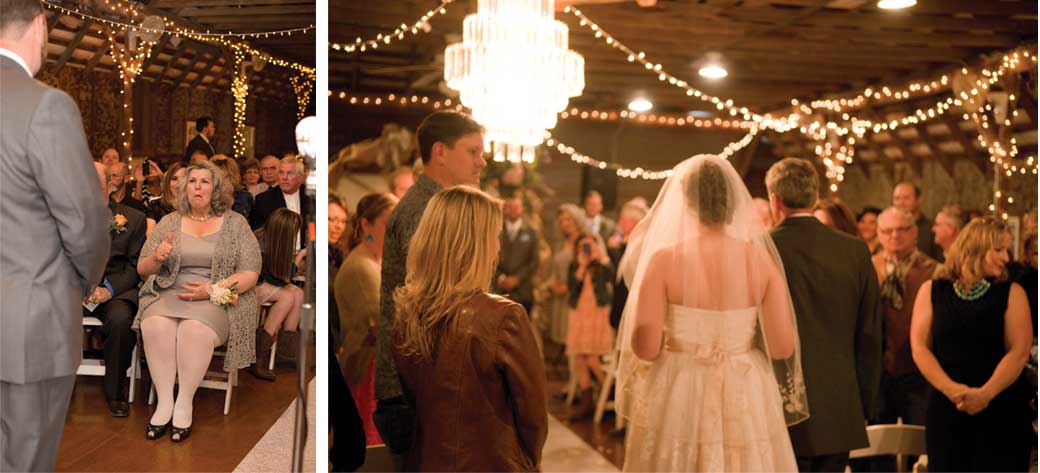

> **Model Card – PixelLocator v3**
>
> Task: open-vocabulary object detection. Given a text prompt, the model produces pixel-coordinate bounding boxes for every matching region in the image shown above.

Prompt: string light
[231,45,249,158]
[289,72,315,120]
[545,127,759,180]
[330,0,453,53]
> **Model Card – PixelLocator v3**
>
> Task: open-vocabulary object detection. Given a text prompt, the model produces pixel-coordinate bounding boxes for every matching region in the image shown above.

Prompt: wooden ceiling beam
[940,113,988,174]
[175,5,313,16]
[53,19,94,71]
[159,41,187,80]
[188,51,223,89]
[172,48,203,88]
[140,34,172,72]
[85,37,111,73]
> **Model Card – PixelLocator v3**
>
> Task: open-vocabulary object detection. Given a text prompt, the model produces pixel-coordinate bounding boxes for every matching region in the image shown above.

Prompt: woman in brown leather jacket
[392,185,548,471]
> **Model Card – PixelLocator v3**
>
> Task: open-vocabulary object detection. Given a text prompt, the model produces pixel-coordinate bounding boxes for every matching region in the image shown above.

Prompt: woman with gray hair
[134,160,262,442]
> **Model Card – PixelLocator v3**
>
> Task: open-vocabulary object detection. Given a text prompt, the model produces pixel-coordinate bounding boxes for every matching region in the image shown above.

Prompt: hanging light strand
[330,0,454,53]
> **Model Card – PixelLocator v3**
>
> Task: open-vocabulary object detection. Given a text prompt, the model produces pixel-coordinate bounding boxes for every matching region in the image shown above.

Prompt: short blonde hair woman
[910,217,1033,471]
[392,186,547,471]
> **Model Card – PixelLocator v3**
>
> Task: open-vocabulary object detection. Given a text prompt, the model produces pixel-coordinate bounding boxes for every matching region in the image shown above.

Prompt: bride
[616,154,808,472]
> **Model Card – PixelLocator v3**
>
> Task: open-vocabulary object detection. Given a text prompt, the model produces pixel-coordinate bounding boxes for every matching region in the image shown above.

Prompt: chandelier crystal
[445,0,584,163]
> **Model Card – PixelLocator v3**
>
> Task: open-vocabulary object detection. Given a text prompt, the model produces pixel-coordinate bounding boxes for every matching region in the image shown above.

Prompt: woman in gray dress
[135,160,261,442]
[546,204,589,345]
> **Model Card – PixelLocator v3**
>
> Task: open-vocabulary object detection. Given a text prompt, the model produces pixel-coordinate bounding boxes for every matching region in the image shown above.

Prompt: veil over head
[615,154,809,429]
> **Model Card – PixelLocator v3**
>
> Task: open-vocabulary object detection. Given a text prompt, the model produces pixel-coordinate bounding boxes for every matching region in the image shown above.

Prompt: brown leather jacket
[393,293,548,472]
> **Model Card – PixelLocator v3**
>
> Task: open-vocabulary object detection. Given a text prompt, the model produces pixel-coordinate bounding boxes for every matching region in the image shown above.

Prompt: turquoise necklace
[954,279,991,301]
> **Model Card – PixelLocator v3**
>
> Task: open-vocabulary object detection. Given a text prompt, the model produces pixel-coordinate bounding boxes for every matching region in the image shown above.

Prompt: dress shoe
[107,399,130,417]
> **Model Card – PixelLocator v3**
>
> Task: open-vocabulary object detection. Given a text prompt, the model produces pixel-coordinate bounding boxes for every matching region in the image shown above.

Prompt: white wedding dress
[622,305,798,472]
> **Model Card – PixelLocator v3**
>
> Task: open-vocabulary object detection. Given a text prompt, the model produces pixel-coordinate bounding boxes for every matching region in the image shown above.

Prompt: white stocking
[172,320,219,429]
[141,316,179,426]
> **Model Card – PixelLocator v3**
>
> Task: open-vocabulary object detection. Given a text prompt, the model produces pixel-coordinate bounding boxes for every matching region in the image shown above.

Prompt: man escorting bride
[616,154,809,471]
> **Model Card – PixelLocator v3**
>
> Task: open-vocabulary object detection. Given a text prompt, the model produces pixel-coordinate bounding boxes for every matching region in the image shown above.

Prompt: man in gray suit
[766,158,882,473]
[584,190,617,244]
[1,0,111,470]
[494,195,540,315]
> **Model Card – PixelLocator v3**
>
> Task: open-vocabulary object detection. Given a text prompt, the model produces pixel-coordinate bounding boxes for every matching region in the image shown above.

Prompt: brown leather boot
[568,388,595,421]
[250,328,276,381]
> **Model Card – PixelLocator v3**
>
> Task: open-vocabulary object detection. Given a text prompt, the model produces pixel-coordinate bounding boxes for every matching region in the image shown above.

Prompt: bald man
[108,161,145,212]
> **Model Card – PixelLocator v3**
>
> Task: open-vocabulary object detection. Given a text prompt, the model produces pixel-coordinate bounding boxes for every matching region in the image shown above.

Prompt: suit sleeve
[855,244,883,420]
[28,90,110,293]
[496,304,548,466]
[248,194,265,230]
[515,228,540,284]
[375,218,407,400]
[107,212,146,297]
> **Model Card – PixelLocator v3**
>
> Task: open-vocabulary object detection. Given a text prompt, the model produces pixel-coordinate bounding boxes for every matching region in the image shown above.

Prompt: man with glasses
[865,207,938,470]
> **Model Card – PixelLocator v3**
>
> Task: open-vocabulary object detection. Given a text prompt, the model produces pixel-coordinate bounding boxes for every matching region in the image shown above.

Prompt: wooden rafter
[940,113,988,174]
[171,47,201,88]
[54,19,94,71]
[188,49,223,89]
[85,37,111,73]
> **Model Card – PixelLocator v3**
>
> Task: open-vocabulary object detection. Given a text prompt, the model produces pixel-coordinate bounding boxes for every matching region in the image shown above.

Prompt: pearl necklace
[954,279,991,301]
[187,213,212,222]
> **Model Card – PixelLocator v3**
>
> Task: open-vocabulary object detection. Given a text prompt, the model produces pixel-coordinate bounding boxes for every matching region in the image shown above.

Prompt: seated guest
[144,163,185,224]
[183,116,216,163]
[814,197,859,237]
[240,158,263,196]
[211,154,254,219]
[933,204,965,261]
[857,206,883,255]
[250,156,305,231]
[257,154,280,194]
[134,160,261,442]
[88,162,146,417]
[866,207,938,469]
[328,193,349,284]
[392,186,547,471]
[910,217,1033,471]
[250,209,305,381]
[335,193,397,445]
[494,194,540,315]
[131,159,163,202]
[1008,230,1038,331]
[109,161,146,212]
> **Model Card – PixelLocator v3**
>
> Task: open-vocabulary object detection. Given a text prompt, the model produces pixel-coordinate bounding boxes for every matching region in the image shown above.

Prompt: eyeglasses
[878,225,914,236]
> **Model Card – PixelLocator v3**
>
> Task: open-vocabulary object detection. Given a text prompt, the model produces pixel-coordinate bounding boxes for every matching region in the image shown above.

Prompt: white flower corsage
[207,280,239,309]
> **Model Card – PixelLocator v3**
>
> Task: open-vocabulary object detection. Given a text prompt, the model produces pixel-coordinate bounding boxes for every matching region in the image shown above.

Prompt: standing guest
[392,186,547,471]
[933,204,965,261]
[88,162,147,417]
[257,154,280,194]
[871,208,938,441]
[374,110,485,457]
[336,193,397,446]
[910,217,1033,471]
[546,204,589,347]
[388,167,416,199]
[1008,230,1038,331]
[858,206,883,255]
[135,160,261,442]
[250,209,305,381]
[893,181,942,260]
[183,116,216,163]
[328,192,350,284]
[767,158,882,472]
[211,154,254,219]
[566,233,614,421]
[240,158,263,196]
[1,1,111,465]
[814,197,859,237]
[145,162,185,224]
[495,194,541,315]
[99,147,121,167]
[607,199,648,329]
[109,161,146,212]
[584,190,616,243]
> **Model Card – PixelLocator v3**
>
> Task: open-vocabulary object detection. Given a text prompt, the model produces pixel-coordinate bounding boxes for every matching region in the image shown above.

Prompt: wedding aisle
[543,415,619,473]
[234,379,316,472]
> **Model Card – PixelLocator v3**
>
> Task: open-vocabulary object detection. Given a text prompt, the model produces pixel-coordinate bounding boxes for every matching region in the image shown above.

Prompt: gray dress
[547,245,574,345]
[140,231,229,343]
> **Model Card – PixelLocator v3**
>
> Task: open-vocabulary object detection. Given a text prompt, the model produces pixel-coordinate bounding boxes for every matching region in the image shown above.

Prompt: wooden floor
[542,340,627,470]
[57,349,313,472]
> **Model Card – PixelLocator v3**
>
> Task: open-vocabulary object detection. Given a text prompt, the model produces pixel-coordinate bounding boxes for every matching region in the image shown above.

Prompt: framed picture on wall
[184,120,198,151]
[243,125,255,159]
[1008,216,1022,261]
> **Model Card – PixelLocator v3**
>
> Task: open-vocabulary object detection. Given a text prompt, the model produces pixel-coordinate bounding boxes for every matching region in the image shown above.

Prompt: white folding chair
[259,302,277,371]
[148,345,238,415]
[594,349,619,425]
[79,316,141,402]
[847,419,927,473]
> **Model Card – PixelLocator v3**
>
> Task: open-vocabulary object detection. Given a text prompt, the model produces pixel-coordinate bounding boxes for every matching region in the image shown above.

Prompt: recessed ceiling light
[698,64,728,79]
[628,99,653,112]
[687,110,714,118]
[877,0,916,9]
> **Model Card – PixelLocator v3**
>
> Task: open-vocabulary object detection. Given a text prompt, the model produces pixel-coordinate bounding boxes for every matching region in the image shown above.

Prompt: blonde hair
[393,186,503,360]
[934,216,1009,288]
[210,155,243,191]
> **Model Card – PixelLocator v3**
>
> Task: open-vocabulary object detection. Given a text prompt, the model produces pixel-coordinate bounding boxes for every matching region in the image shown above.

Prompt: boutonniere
[519,233,530,243]
[110,213,128,234]
[207,280,240,310]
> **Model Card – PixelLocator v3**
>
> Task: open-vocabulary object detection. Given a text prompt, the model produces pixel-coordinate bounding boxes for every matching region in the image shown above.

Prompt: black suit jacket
[104,202,146,304]
[183,134,215,163]
[249,187,310,246]
[772,216,882,457]
[494,221,540,303]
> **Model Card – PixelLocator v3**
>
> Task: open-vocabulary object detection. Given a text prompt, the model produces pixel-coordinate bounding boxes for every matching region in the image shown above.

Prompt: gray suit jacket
[494,221,540,304]
[1,55,111,384]
[772,216,882,457]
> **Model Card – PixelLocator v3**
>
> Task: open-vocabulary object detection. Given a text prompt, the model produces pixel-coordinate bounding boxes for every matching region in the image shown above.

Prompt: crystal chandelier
[445,0,584,163]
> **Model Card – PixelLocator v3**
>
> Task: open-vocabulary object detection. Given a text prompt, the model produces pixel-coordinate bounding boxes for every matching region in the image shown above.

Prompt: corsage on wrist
[208,280,239,309]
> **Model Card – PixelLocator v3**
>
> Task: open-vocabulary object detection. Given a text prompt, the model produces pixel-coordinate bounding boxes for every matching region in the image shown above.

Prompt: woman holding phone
[566,232,614,420]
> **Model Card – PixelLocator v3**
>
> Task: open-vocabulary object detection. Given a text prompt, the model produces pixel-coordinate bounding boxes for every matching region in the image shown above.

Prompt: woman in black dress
[910,216,1033,471]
